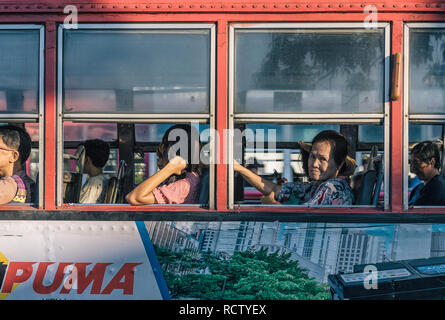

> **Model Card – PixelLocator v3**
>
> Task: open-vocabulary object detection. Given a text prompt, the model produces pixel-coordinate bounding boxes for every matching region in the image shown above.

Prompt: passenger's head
[0,125,32,175]
[410,141,440,181]
[80,139,110,174]
[157,124,201,177]
[303,130,351,182]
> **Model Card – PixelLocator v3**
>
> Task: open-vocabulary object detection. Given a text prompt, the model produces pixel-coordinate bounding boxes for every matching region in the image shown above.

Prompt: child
[126,124,201,205]
[78,139,111,204]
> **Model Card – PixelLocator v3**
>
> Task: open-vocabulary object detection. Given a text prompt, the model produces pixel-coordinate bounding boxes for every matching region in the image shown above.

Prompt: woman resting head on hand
[126,124,202,205]
[234,130,355,206]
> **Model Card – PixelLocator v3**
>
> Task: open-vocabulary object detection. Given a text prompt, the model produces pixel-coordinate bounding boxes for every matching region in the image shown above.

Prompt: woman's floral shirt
[276,177,354,205]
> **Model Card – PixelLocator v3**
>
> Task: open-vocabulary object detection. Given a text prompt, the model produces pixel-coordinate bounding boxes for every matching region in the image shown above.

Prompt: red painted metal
[44,21,57,210]
[216,19,228,211]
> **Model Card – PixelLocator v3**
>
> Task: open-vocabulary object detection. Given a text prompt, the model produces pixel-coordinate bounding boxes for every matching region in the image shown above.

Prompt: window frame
[228,22,391,210]
[403,22,445,210]
[0,24,45,209]
[57,23,216,209]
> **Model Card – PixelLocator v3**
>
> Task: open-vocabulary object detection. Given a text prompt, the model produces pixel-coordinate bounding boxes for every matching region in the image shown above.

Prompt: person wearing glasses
[0,125,35,204]
[409,141,445,206]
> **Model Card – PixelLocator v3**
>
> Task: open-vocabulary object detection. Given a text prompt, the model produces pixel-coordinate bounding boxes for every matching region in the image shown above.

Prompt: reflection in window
[410,29,445,114]
[235,30,385,113]
[63,29,211,114]
[0,30,40,113]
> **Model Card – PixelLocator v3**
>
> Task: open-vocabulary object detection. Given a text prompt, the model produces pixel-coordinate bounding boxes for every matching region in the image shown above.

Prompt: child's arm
[126,156,187,205]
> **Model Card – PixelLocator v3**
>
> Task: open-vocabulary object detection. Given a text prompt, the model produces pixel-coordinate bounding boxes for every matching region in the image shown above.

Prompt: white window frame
[228,22,390,210]
[57,23,216,208]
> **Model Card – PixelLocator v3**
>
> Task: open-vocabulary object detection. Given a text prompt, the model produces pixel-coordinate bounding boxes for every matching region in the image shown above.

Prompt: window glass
[0,30,40,113]
[235,29,385,113]
[409,29,445,114]
[63,122,117,142]
[63,122,209,205]
[409,123,443,143]
[234,123,384,206]
[63,29,210,114]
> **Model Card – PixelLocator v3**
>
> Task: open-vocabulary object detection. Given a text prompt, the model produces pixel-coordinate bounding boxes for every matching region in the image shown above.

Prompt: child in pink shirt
[126,124,202,205]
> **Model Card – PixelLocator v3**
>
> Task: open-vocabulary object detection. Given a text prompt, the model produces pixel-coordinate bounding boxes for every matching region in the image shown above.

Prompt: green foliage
[154,246,330,300]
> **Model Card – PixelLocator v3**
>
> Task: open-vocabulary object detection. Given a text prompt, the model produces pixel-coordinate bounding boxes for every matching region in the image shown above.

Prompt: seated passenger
[0,125,35,204]
[78,139,111,204]
[126,124,201,205]
[409,141,445,206]
[234,130,355,206]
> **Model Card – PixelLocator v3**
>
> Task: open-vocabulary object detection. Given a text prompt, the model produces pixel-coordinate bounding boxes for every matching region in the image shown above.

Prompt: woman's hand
[167,156,188,176]
[261,192,280,204]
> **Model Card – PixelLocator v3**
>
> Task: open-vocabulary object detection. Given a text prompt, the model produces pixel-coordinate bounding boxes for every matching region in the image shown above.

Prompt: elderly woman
[234,130,355,206]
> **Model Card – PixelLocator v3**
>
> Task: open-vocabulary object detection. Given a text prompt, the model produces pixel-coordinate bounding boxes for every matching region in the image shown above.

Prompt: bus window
[232,123,385,207]
[63,29,210,114]
[229,23,389,209]
[234,28,384,114]
[62,122,118,204]
[58,24,215,208]
[0,26,43,207]
[0,29,40,114]
[406,26,445,208]
[62,122,211,206]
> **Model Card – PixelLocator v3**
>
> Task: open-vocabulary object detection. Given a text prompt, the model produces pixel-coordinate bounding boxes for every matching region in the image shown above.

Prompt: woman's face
[308,141,340,182]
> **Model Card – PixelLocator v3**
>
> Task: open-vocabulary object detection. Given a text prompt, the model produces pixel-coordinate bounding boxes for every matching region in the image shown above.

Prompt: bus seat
[371,157,384,206]
[104,160,127,204]
[103,176,117,204]
[198,167,210,206]
[440,140,445,178]
[34,173,39,205]
[116,160,129,204]
[354,169,377,205]
[63,145,86,203]
[354,146,381,206]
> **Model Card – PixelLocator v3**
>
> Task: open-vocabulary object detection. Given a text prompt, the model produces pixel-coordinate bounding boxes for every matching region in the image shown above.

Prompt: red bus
[1,0,445,301]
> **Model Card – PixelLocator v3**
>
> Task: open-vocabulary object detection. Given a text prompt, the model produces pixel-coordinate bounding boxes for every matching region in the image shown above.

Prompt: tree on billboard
[154,246,329,300]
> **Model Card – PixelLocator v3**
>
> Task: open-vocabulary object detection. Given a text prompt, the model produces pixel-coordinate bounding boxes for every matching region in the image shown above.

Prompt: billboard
[0,220,169,300]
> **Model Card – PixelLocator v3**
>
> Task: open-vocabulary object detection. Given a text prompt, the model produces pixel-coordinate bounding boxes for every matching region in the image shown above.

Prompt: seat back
[355,169,377,205]
[198,167,210,206]
[117,160,130,204]
[63,145,86,203]
[103,160,127,204]
[103,177,117,204]
[354,146,381,206]
[371,156,384,206]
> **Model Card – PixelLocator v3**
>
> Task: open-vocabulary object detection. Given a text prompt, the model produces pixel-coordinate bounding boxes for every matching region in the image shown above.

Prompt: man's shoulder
[427,175,445,190]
